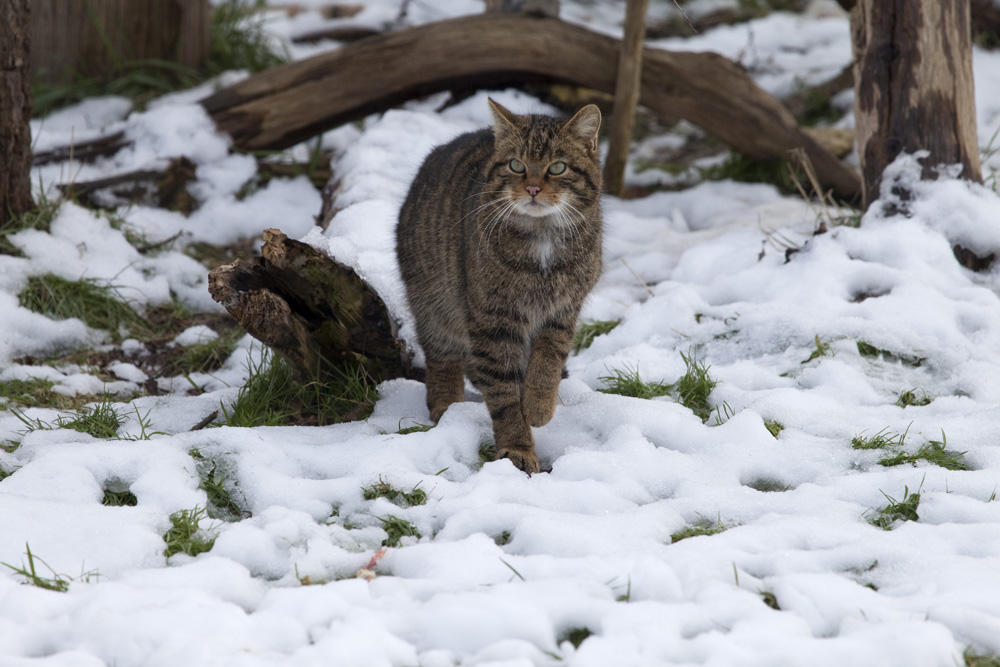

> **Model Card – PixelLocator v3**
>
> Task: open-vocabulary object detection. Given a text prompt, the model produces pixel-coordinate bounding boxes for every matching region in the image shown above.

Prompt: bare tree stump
[851,0,982,209]
[31,0,211,85]
[1,0,33,226]
[208,229,411,382]
[604,0,649,196]
[202,14,860,202]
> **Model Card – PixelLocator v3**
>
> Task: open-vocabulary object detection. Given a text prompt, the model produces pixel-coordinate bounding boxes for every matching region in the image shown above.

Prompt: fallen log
[207,229,412,383]
[201,13,861,202]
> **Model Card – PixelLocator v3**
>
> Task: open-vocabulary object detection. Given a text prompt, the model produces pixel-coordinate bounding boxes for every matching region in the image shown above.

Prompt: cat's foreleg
[424,354,466,422]
[522,313,576,427]
[466,322,538,474]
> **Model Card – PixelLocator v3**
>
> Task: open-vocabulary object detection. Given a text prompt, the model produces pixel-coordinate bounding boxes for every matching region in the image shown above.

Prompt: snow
[4,2,1000,665]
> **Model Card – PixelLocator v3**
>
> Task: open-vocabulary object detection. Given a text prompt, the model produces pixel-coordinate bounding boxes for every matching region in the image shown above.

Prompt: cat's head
[486,99,602,222]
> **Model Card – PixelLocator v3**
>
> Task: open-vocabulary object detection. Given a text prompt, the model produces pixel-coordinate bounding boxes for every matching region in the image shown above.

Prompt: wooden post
[0,0,33,224]
[31,0,211,85]
[851,0,981,209]
[603,0,649,197]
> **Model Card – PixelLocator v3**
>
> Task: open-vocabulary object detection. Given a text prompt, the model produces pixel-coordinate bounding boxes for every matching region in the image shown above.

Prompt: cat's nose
[526,185,541,197]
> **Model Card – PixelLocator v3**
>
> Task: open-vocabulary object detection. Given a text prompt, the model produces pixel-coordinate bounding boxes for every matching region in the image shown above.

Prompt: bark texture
[202,13,860,202]
[208,229,411,382]
[851,0,982,209]
[0,0,33,223]
[31,0,210,85]
[604,0,649,196]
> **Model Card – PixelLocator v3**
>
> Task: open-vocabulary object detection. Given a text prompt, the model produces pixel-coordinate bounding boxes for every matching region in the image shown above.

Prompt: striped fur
[397,99,603,474]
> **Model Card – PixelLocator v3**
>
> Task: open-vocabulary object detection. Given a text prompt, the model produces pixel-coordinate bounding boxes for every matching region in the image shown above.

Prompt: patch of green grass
[1,543,97,591]
[199,460,247,520]
[878,432,969,471]
[597,365,672,400]
[867,486,921,530]
[59,395,125,438]
[163,507,217,558]
[0,464,13,482]
[700,152,799,194]
[852,426,907,451]
[208,0,288,76]
[674,350,717,422]
[379,516,420,547]
[174,329,242,375]
[0,193,61,256]
[670,516,727,543]
[561,627,593,649]
[857,341,925,367]
[19,274,146,341]
[764,420,785,438]
[760,590,781,610]
[362,478,428,508]
[0,378,88,411]
[801,335,832,364]
[102,487,138,507]
[572,320,620,354]
[599,351,718,422]
[494,530,512,546]
[896,388,932,408]
[965,648,1000,667]
[746,478,792,493]
[478,442,497,469]
[222,347,377,427]
[397,421,435,435]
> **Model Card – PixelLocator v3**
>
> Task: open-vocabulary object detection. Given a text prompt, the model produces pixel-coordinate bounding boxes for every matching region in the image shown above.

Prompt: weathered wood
[208,229,411,382]
[0,0,33,225]
[604,0,649,196]
[851,0,981,209]
[33,131,129,167]
[202,14,861,202]
[31,0,211,85]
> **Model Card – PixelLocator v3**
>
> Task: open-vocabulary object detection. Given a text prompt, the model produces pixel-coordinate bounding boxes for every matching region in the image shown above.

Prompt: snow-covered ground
[4,1,1000,665]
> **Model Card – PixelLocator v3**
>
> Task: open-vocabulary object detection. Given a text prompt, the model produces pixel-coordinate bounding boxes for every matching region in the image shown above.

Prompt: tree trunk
[31,0,211,85]
[604,0,649,196]
[0,0,33,225]
[851,0,981,209]
[202,13,861,203]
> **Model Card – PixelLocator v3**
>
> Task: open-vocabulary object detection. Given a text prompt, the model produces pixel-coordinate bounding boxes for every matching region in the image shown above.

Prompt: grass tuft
[0,378,91,411]
[801,335,832,364]
[965,649,1000,667]
[896,388,932,408]
[670,516,727,543]
[674,350,717,422]
[379,516,420,547]
[363,478,428,507]
[0,193,61,256]
[867,485,921,530]
[1,543,97,591]
[572,320,620,354]
[199,460,247,520]
[222,347,377,427]
[597,365,671,400]
[163,507,217,557]
[59,395,125,438]
[561,627,593,649]
[878,432,969,471]
[19,274,146,341]
[852,426,907,451]
[397,421,435,435]
[102,487,138,507]
[764,420,785,438]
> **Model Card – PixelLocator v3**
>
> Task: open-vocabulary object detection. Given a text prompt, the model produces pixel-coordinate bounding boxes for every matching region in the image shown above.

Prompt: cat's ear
[563,104,602,153]
[488,98,520,140]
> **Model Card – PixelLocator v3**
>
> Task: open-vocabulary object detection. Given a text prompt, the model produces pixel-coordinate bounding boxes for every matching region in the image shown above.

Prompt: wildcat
[396,99,603,474]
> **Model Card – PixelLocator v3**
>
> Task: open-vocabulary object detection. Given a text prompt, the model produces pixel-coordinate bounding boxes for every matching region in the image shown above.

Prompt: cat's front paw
[496,446,541,475]
[523,397,556,428]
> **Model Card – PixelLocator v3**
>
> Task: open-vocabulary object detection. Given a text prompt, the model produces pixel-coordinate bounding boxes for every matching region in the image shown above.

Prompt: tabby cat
[396,99,603,474]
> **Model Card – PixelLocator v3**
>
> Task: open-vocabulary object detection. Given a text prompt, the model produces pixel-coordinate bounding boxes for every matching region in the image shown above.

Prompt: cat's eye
[547,161,567,175]
[509,159,526,174]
